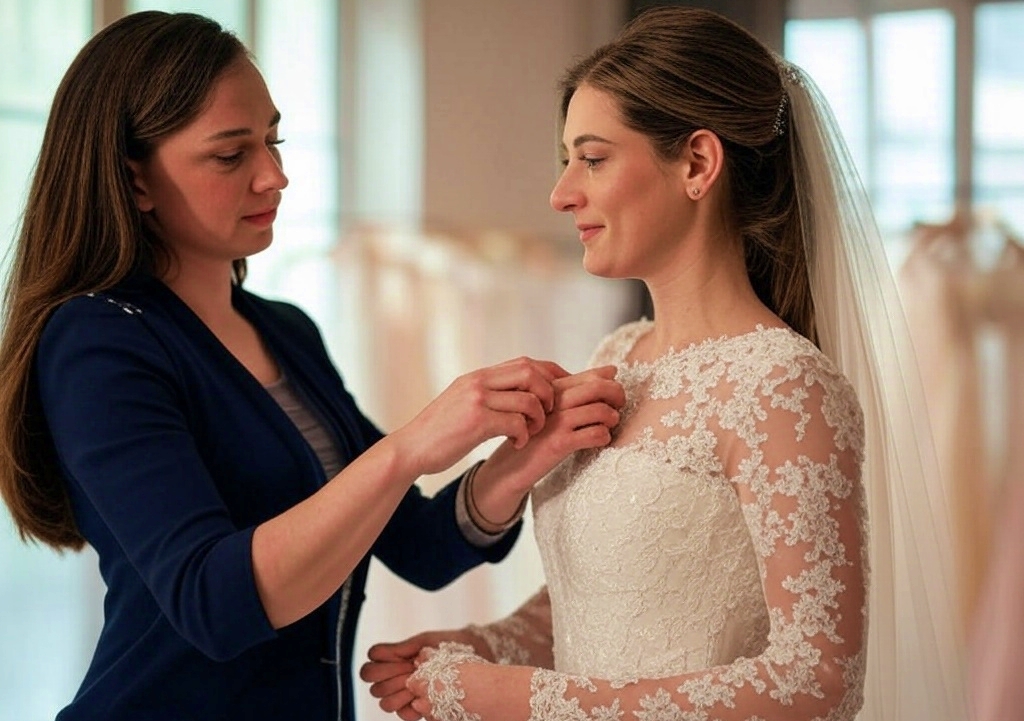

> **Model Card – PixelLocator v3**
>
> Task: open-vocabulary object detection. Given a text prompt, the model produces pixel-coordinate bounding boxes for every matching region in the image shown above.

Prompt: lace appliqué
[468,619,535,666]
[528,322,867,720]
[464,587,554,668]
[529,669,600,721]
[411,642,485,721]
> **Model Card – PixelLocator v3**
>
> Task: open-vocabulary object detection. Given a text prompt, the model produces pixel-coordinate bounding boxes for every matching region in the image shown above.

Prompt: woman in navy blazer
[0,11,624,721]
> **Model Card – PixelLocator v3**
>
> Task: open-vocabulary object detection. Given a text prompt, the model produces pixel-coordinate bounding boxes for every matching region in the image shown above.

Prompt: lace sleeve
[414,358,869,721]
[465,586,554,668]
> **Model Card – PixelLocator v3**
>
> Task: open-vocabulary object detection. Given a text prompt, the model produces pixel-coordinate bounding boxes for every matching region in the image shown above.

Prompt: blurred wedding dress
[968,235,1024,721]
[898,212,1024,721]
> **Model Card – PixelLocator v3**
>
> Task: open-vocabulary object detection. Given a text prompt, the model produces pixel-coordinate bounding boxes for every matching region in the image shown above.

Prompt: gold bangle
[465,460,526,533]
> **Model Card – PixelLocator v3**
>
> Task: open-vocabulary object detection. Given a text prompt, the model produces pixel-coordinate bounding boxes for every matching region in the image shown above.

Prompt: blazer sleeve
[254,295,522,590]
[371,473,521,591]
[36,297,277,662]
[335,382,519,589]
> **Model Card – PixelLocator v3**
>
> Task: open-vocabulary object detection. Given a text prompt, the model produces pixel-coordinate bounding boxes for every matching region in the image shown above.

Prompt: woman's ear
[680,129,725,200]
[125,159,155,213]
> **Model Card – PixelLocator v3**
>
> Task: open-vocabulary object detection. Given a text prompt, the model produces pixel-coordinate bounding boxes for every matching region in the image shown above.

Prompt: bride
[360,7,969,721]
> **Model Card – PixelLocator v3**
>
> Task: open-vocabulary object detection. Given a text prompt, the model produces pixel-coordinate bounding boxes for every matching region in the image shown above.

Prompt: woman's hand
[386,357,569,478]
[361,631,489,721]
[468,365,625,521]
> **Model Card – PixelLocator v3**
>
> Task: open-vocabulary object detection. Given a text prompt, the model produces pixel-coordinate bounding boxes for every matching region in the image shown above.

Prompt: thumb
[367,639,421,662]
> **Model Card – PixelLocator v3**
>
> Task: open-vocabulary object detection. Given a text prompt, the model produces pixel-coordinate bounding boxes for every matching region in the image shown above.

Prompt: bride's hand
[470,365,624,510]
[361,631,488,720]
[406,643,533,721]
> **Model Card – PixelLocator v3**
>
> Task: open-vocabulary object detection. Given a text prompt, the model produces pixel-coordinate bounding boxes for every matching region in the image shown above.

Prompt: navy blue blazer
[35,275,518,721]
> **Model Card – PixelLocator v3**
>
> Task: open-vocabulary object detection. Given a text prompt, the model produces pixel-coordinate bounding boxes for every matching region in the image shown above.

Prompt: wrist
[371,431,420,486]
[464,460,527,534]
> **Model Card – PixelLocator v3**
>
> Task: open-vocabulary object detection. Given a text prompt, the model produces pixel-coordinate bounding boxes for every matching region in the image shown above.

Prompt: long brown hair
[0,12,249,550]
[558,6,815,344]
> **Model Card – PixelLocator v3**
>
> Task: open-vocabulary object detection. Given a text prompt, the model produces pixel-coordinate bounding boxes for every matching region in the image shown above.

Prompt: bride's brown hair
[557,6,815,346]
[0,12,249,550]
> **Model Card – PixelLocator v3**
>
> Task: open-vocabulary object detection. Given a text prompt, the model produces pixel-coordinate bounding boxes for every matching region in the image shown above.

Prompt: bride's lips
[243,208,278,226]
[577,224,603,242]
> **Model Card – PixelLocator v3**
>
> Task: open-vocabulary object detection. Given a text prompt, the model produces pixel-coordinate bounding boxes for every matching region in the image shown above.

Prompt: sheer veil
[784,63,971,720]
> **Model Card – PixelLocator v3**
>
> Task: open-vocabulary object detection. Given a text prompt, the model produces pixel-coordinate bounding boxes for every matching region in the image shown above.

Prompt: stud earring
[690,187,701,197]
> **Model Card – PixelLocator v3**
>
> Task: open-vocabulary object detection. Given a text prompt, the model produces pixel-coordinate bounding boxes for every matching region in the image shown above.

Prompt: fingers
[556,376,625,413]
[558,403,621,435]
[375,681,416,710]
[365,644,405,664]
[360,659,415,684]
[466,358,555,411]
[372,672,414,697]
[533,359,571,380]
[555,364,617,386]
[396,705,423,721]
[480,389,548,440]
[410,698,430,718]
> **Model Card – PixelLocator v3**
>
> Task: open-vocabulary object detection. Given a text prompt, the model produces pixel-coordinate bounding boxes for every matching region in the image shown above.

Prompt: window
[974,2,1024,233]
[0,5,97,720]
[786,1,1024,243]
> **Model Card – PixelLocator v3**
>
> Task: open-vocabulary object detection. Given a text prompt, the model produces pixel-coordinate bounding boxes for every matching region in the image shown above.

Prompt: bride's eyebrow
[559,134,616,153]
[572,134,614,148]
[203,110,282,143]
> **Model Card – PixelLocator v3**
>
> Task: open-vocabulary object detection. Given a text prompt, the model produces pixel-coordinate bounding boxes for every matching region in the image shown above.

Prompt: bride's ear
[125,159,155,213]
[679,129,725,199]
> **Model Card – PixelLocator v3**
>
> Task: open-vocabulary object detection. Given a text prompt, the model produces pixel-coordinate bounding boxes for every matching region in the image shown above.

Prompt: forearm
[468,366,624,530]
[415,641,862,721]
[251,435,415,628]
[463,454,531,534]
[465,586,554,667]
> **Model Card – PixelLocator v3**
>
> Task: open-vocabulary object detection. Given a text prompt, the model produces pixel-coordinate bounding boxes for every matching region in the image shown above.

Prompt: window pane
[872,9,955,231]
[974,2,1024,236]
[0,0,91,263]
[244,0,340,339]
[0,4,96,719]
[785,18,869,179]
[0,1,90,109]
[0,8,96,721]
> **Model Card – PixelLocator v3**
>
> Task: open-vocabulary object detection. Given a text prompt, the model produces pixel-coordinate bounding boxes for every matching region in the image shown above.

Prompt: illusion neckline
[619,320,797,369]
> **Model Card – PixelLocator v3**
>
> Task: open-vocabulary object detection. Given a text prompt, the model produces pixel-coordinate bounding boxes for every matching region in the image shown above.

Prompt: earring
[690,187,701,197]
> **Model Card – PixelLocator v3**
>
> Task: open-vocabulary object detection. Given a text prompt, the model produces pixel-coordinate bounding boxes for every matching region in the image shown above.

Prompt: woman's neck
[160,261,238,332]
[636,251,783,361]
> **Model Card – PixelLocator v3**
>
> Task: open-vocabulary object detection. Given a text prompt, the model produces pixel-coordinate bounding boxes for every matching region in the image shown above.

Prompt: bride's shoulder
[753,328,864,442]
[587,318,653,367]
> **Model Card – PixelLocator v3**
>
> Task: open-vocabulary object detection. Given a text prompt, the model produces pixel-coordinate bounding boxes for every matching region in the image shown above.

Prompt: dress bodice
[532,321,865,687]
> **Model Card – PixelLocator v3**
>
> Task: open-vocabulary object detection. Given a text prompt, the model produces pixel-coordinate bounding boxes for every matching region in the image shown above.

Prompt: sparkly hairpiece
[773,61,802,137]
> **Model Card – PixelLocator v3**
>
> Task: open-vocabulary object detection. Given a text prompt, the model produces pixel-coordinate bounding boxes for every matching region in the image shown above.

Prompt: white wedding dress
[460,319,868,720]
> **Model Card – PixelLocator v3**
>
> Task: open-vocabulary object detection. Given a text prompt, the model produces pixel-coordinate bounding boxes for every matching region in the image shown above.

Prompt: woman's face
[549,84,693,281]
[130,58,288,274]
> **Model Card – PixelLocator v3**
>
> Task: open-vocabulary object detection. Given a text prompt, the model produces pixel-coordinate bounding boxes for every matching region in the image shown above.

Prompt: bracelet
[464,460,527,534]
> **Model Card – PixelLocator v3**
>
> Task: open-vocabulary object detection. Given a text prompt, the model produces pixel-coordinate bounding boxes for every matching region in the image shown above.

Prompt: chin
[581,251,624,280]
[247,232,275,256]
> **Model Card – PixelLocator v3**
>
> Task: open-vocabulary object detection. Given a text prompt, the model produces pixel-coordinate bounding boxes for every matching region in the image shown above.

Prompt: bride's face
[549,83,693,282]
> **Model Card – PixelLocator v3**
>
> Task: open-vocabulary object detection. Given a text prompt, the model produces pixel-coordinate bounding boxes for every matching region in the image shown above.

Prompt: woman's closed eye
[214,138,285,167]
[215,150,244,166]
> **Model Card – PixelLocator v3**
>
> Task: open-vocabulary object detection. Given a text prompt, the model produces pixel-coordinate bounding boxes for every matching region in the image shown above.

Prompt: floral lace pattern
[416,321,868,721]
[466,587,554,667]
[415,643,485,721]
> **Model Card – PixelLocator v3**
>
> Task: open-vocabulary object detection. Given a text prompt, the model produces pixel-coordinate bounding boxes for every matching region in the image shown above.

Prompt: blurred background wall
[0,1,1021,719]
